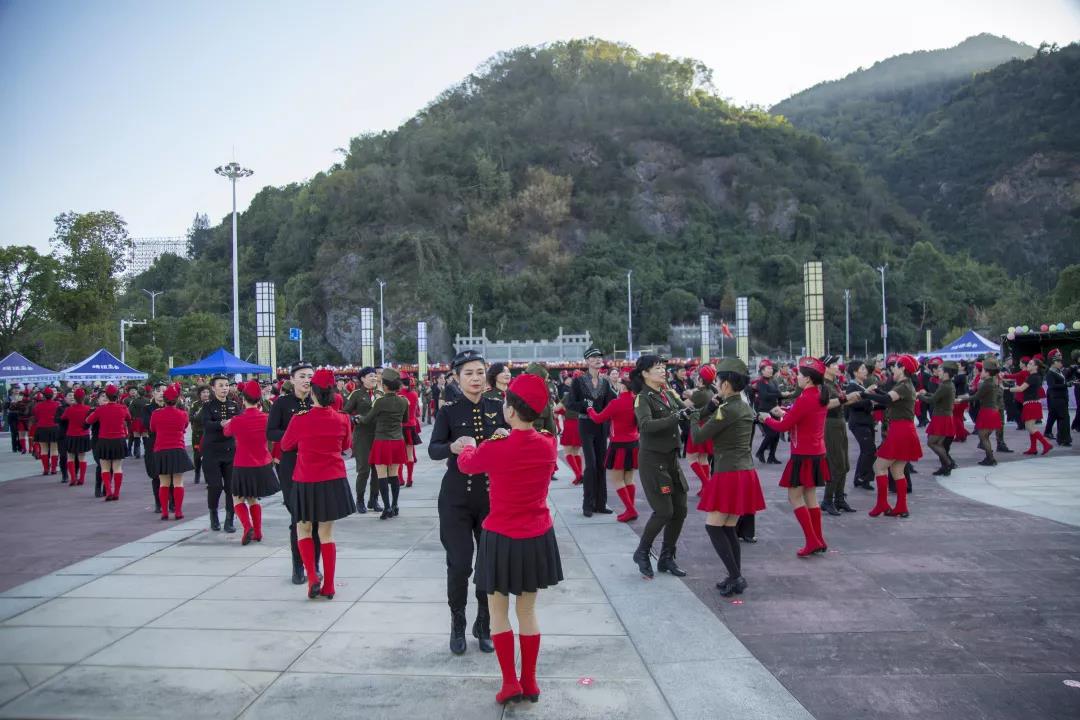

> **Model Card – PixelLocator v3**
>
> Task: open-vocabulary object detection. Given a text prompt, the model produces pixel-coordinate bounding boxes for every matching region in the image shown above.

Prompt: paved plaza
[0,425,1077,719]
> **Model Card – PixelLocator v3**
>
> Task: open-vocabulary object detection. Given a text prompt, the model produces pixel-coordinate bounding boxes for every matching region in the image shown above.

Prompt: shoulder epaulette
[538,428,552,435]
[487,433,507,441]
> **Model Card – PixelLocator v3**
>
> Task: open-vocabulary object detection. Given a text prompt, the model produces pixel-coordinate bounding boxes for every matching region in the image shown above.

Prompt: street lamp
[214,161,254,360]
[143,289,163,344]
[626,270,633,360]
[843,289,850,360]
[119,319,147,363]
[377,278,386,366]
[877,265,888,358]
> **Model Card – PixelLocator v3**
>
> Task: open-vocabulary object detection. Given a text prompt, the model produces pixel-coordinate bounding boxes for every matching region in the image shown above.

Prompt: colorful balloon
[1040,324,1049,332]
[1008,327,1016,334]
[1007,332,1016,340]
[1074,321,1080,330]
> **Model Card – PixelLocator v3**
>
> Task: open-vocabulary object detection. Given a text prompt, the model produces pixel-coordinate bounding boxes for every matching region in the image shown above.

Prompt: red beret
[105,384,118,396]
[508,373,549,414]
[798,356,826,376]
[73,388,86,400]
[144,384,152,393]
[886,354,898,364]
[897,355,919,375]
[240,380,262,401]
[758,358,773,369]
[974,362,984,370]
[1033,353,1044,361]
[42,387,54,398]
[1048,349,1062,360]
[1020,356,1031,363]
[311,369,336,389]
[572,370,583,378]
[345,381,356,393]
[698,364,717,385]
[929,357,943,366]
[34,392,43,400]
[163,386,180,402]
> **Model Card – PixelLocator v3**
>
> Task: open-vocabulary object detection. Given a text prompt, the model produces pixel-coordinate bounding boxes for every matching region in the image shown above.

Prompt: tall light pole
[214,161,254,360]
[377,278,386,366]
[844,288,851,360]
[626,269,633,360]
[119,319,147,363]
[877,265,888,358]
[143,289,163,344]
[468,304,474,338]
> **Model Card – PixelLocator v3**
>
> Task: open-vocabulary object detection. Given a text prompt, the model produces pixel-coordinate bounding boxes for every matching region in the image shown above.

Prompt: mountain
[123,39,1023,365]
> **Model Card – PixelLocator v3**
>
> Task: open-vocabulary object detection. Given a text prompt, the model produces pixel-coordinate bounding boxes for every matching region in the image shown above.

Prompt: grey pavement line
[937,455,1080,528]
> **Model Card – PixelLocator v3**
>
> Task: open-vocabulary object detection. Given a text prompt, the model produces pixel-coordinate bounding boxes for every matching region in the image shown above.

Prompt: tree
[0,246,56,355]
[186,213,212,258]
[173,312,228,363]
[48,211,132,331]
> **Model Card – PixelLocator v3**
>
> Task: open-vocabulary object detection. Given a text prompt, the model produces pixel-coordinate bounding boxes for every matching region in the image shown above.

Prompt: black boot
[291,557,306,585]
[766,454,781,464]
[656,545,687,577]
[835,494,856,512]
[633,544,654,578]
[997,441,1013,453]
[223,512,236,534]
[209,510,220,531]
[821,498,841,516]
[450,609,467,655]
[472,607,494,653]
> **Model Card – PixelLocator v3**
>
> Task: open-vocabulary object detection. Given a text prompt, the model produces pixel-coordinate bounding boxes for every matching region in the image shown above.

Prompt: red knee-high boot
[406,462,415,487]
[793,506,822,557]
[320,542,337,598]
[628,482,637,506]
[492,630,523,704]
[112,473,123,499]
[67,461,77,486]
[50,455,59,474]
[809,506,827,551]
[1036,431,1052,454]
[158,486,171,519]
[78,461,87,485]
[250,503,262,541]
[888,475,910,517]
[234,503,253,543]
[101,471,112,500]
[40,453,49,474]
[519,633,541,702]
[1024,433,1038,455]
[173,486,185,519]
[568,455,583,484]
[868,474,891,517]
[615,486,638,522]
[298,537,319,598]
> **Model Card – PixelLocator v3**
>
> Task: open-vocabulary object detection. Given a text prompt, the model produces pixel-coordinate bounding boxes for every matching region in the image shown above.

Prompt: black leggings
[578,420,609,512]
[849,423,876,482]
[756,425,781,459]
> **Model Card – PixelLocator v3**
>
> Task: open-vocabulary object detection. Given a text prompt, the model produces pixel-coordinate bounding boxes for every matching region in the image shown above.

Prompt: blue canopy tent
[0,351,60,384]
[930,330,1000,361]
[169,347,272,377]
[60,349,148,382]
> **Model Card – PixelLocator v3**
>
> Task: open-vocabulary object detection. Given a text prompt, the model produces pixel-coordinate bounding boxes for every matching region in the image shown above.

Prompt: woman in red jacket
[223,381,281,544]
[149,385,194,520]
[30,387,62,475]
[759,357,830,557]
[85,385,132,501]
[587,373,639,522]
[458,373,562,706]
[400,374,423,488]
[280,369,356,599]
[61,388,93,486]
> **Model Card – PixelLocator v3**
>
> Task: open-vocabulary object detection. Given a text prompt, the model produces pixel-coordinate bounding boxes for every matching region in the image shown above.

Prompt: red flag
[721,322,734,339]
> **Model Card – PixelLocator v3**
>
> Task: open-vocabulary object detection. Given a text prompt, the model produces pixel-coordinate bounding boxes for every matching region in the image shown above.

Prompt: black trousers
[192,448,202,483]
[352,432,377,503]
[1046,399,1071,444]
[202,456,235,518]
[58,438,68,481]
[438,486,489,614]
[849,423,876,483]
[7,413,18,452]
[638,448,688,550]
[277,452,320,570]
[756,425,781,460]
[577,419,609,512]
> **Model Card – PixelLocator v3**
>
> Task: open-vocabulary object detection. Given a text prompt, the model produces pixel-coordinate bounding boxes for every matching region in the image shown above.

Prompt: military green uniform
[189,399,205,483]
[823,379,850,507]
[344,386,382,504]
[691,394,755,473]
[633,384,692,566]
[523,363,558,436]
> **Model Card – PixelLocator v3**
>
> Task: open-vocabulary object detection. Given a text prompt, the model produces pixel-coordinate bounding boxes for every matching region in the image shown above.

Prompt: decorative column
[803,261,825,359]
[255,282,277,375]
[417,321,428,380]
[700,314,710,365]
[361,307,375,367]
[736,296,749,366]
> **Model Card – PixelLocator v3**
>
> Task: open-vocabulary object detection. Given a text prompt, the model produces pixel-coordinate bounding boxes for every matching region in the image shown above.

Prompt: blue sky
[2,0,1078,252]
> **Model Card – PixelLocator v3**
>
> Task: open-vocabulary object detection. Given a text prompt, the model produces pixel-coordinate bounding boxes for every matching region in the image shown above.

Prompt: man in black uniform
[565,347,616,516]
[267,361,320,585]
[1045,349,1072,447]
[429,349,508,656]
[753,359,784,464]
[198,374,242,533]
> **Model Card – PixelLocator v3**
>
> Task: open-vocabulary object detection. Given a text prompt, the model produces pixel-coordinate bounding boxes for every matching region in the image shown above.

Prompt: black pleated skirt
[290,478,356,522]
[403,426,423,446]
[233,464,281,499]
[65,435,93,454]
[34,427,60,443]
[95,438,128,460]
[152,448,194,475]
[475,527,563,596]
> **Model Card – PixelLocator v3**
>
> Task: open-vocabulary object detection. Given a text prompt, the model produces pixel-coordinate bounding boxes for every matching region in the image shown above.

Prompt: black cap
[451,349,485,371]
[357,366,377,379]
[210,373,229,383]
[583,347,603,360]
[821,355,841,367]
[290,361,313,376]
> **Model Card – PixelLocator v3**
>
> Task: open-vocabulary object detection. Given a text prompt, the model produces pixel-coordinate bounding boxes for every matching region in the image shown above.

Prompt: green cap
[716,357,749,375]
[982,358,1000,371]
[382,367,400,383]
[525,362,548,379]
[942,361,959,372]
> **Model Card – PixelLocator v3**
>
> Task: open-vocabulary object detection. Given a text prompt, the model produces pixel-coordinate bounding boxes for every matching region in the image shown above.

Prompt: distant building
[126,236,188,277]
[454,328,592,363]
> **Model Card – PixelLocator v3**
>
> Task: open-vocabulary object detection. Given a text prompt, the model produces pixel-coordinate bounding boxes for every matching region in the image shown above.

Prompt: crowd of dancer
[2,344,1077,707]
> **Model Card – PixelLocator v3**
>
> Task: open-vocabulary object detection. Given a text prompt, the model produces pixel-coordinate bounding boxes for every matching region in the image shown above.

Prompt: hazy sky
[2,0,1078,252]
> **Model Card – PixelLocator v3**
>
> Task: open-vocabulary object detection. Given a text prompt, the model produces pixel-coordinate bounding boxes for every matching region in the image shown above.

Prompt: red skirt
[605,441,638,470]
[925,415,954,437]
[1020,401,1043,422]
[698,469,766,515]
[952,403,969,438]
[403,425,423,446]
[130,419,146,434]
[685,424,713,455]
[779,454,829,489]
[877,419,923,461]
[560,418,581,447]
[975,407,1003,431]
[369,438,407,465]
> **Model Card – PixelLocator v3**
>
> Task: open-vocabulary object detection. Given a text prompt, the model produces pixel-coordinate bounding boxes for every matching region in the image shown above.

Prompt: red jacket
[458,428,557,539]
[61,403,92,437]
[280,406,352,482]
[149,406,189,451]
[85,402,132,439]
[223,407,273,467]
[402,390,420,428]
[31,399,61,429]
[586,391,639,443]
[763,383,826,455]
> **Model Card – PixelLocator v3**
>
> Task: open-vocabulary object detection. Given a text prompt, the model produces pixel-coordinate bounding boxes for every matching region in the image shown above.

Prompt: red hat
[311,369,336,389]
[21,389,29,396]
[105,384,118,396]
[698,364,717,385]
[974,361,984,370]
[685,359,699,370]
[885,354,898,365]
[73,387,86,400]
[144,384,152,393]
[163,385,180,402]
[508,373,549,414]
[897,354,919,375]
[758,358,773,369]
[929,357,943,367]
[345,381,356,393]
[1048,348,1062,361]
[1020,356,1031,363]
[572,370,583,378]
[798,356,826,377]
[240,380,262,401]
[34,392,43,401]
[1033,353,1044,362]
[42,387,54,398]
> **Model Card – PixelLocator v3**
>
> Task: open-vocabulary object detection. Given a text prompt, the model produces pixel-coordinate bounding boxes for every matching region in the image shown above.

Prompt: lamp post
[844,289,851,360]
[377,279,386,366]
[119,319,147,363]
[877,265,888,358]
[626,269,633,360]
[214,161,254,360]
[142,289,163,344]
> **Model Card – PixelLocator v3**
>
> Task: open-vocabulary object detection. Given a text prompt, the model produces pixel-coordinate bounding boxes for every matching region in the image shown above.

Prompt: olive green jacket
[634,386,690,453]
[691,394,755,473]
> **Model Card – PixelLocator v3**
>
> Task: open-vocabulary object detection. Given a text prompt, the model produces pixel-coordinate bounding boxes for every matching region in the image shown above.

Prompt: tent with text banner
[929,330,1000,361]
[0,351,60,384]
[168,347,271,377]
[60,349,148,382]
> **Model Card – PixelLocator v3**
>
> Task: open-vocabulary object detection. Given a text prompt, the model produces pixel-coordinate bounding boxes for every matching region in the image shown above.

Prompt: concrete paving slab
[52,555,137,576]
[196,574,375,602]
[153,542,280,558]
[237,554,398,578]
[13,665,66,689]
[362,577,449,603]
[3,597,185,628]
[382,554,453,578]
[500,678,675,719]
[0,666,28,707]
[98,541,175,558]
[0,665,277,720]
[650,658,814,720]
[0,573,95,599]
[83,627,319,671]
[0,626,132,664]
[63,574,224,599]
[114,556,261,576]
[0,597,46,622]
[147,598,351,632]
